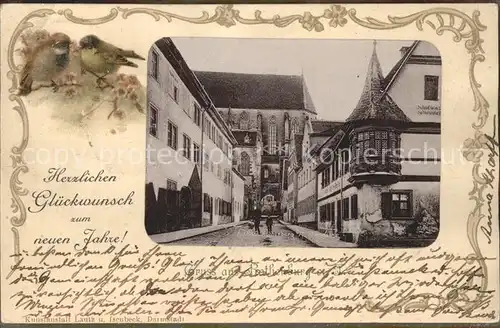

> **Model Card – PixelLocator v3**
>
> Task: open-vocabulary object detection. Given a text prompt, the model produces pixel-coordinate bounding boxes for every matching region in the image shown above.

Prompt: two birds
[18,34,145,96]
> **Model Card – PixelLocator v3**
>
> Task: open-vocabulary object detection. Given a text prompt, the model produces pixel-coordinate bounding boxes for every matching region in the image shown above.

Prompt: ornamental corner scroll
[5,4,493,318]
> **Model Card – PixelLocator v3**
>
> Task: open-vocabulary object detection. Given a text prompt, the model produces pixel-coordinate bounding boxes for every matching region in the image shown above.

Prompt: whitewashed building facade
[145,38,242,234]
[315,41,441,246]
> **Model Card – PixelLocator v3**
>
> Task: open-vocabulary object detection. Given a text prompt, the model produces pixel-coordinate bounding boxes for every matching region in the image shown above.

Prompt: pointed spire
[346,40,411,123]
[227,105,232,127]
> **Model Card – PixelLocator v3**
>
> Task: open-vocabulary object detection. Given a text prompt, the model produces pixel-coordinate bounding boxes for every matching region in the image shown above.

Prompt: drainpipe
[339,149,344,239]
[200,107,205,226]
[314,166,318,230]
[230,169,234,223]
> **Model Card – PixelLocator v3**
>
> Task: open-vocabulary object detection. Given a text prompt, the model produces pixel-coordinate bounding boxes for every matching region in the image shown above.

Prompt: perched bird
[79,35,145,81]
[18,33,72,96]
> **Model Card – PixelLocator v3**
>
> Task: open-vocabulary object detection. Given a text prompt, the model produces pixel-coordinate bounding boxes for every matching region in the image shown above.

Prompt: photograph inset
[145,37,441,248]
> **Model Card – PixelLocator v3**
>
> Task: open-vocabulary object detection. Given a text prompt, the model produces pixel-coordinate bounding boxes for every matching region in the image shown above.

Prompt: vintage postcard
[0,3,499,324]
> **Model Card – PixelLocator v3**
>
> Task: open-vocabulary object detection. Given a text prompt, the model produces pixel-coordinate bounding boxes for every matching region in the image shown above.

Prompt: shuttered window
[336,200,341,222]
[351,194,358,219]
[381,191,413,219]
[342,198,349,220]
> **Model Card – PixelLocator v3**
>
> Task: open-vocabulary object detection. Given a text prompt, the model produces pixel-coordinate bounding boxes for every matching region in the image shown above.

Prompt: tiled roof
[310,120,343,134]
[382,41,419,92]
[194,71,316,113]
[346,42,411,123]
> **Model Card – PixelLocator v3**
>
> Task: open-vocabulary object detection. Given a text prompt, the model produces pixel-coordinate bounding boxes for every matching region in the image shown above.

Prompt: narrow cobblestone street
[167,221,318,247]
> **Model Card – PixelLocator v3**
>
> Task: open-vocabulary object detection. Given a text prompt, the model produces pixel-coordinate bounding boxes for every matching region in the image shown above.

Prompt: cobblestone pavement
[168,221,318,247]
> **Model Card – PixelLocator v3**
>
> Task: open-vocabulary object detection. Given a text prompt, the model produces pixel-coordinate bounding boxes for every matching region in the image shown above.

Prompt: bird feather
[100,51,139,68]
[18,55,35,95]
[99,39,145,60]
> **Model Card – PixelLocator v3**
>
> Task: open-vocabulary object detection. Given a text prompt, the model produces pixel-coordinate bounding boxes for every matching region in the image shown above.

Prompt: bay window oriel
[349,127,402,178]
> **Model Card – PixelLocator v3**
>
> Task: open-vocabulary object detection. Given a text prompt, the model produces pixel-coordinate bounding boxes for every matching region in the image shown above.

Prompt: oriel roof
[346,42,411,123]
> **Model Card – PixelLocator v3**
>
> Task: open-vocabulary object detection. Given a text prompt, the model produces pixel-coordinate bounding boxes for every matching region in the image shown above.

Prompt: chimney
[400,46,410,57]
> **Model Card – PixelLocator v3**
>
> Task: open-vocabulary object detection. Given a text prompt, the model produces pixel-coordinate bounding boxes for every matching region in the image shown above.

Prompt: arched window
[284,114,290,140]
[239,112,249,130]
[257,113,263,131]
[291,118,299,138]
[269,116,277,154]
[240,152,251,176]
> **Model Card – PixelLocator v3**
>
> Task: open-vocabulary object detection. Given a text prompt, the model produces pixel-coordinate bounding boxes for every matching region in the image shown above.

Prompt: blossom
[462,138,483,163]
[113,110,125,119]
[324,5,348,28]
[114,86,127,97]
[300,12,324,32]
[64,86,78,98]
[462,131,491,163]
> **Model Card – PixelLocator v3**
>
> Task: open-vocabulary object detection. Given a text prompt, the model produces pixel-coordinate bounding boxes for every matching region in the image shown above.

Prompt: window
[240,152,250,176]
[193,104,201,126]
[424,75,439,101]
[382,191,413,218]
[321,167,331,188]
[218,135,223,150]
[292,119,299,137]
[330,202,335,223]
[342,198,349,220]
[268,122,277,154]
[351,195,358,220]
[151,51,159,81]
[173,85,179,103]
[342,150,350,175]
[211,126,216,141]
[239,112,249,130]
[264,168,269,179]
[333,156,339,180]
[336,200,341,223]
[182,134,191,160]
[193,143,200,164]
[355,129,398,159]
[203,152,209,171]
[167,121,178,150]
[326,202,331,222]
[320,205,327,222]
[149,103,158,137]
[166,179,177,191]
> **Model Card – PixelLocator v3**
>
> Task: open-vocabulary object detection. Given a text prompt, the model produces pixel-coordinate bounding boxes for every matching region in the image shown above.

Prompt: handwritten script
[480,115,499,244]
[5,228,497,323]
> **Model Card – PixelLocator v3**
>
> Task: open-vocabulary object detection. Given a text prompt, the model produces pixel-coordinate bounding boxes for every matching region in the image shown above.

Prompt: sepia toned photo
[145,37,441,248]
[1,3,498,324]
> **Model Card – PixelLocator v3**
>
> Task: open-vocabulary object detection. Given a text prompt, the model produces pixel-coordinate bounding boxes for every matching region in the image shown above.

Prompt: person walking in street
[253,209,261,235]
[266,216,273,234]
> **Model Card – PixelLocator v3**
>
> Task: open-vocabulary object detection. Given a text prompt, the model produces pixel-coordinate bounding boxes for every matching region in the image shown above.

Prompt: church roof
[346,42,411,123]
[194,71,316,113]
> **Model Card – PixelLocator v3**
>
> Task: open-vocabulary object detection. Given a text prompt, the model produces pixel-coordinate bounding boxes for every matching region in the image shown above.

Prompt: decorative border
[5,4,493,317]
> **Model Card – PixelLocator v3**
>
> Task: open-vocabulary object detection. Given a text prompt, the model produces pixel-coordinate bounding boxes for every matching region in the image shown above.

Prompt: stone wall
[356,181,440,247]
